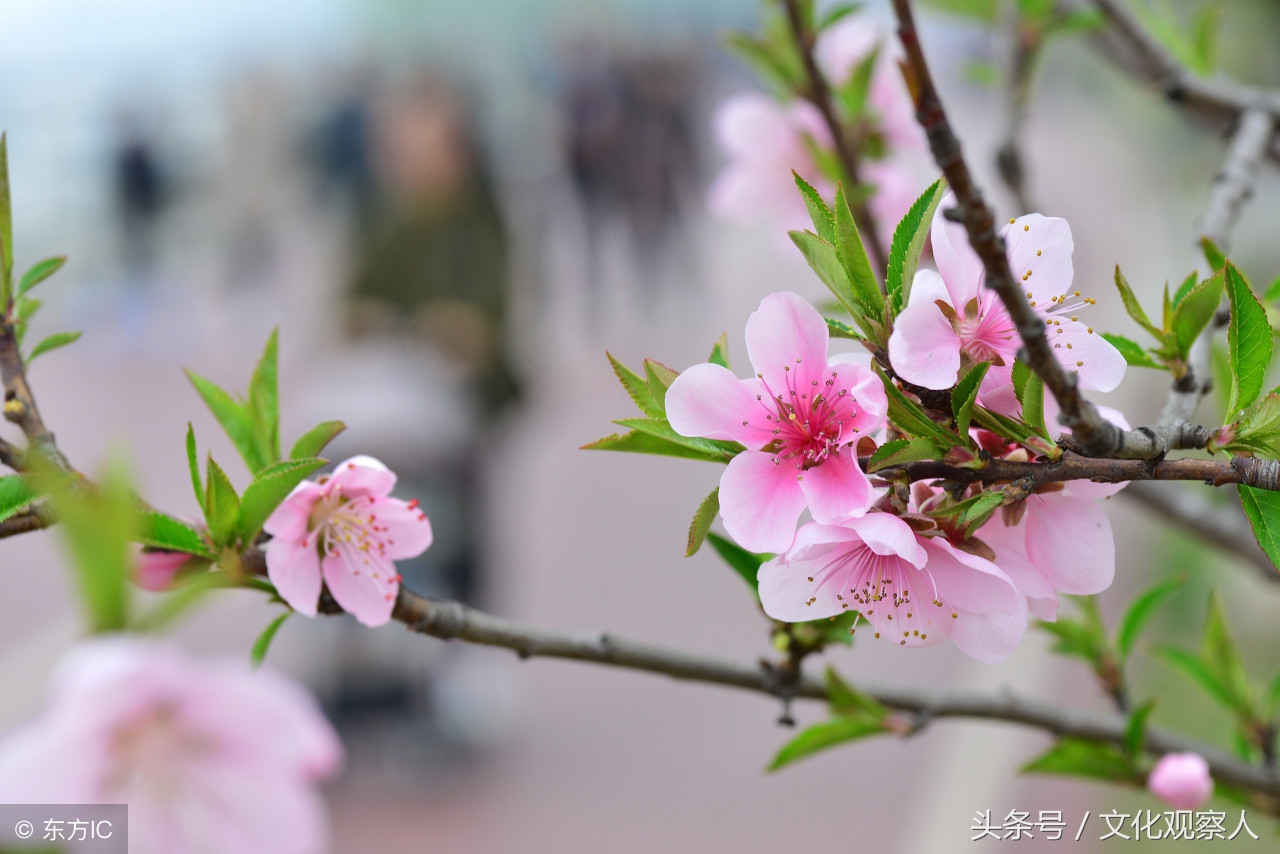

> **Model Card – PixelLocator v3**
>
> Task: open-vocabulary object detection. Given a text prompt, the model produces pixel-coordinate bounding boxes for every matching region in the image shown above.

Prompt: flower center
[800,541,958,645]
[956,292,1017,367]
[747,361,857,472]
[104,702,214,801]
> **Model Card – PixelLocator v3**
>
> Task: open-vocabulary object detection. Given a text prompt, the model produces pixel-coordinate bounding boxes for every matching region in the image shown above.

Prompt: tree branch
[780,0,889,274]
[1083,0,1280,165]
[235,546,1280,800]
[0,320,69,472]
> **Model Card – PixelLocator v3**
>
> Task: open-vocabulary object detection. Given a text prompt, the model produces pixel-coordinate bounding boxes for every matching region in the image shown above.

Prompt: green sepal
[685,488,719,557]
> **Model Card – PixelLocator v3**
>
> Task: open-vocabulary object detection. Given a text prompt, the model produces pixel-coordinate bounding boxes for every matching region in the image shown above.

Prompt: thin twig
[1083,0,1280,165]
[235,546,1280,800]
[995,3,1040,214]
[780,0,889,274]
[0,321,69,471]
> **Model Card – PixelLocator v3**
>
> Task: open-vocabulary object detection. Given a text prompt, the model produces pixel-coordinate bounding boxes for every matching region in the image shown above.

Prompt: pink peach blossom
[264,455,433,627]
[1149,752,1214,809]
[757,512,1026,662]
[666,292,887,553]
[888,196,1125,397]
[0,637,342,854]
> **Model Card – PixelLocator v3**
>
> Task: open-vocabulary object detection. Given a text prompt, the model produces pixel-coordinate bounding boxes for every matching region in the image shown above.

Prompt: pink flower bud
[134,549,195,592]
[1149,752,1213,809]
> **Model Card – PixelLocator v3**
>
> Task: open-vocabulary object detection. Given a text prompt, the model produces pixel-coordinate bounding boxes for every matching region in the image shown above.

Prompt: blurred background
[1,0,1280,850]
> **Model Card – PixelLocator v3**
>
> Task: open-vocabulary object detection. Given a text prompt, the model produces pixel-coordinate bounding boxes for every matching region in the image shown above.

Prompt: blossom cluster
[668,200,1126,662]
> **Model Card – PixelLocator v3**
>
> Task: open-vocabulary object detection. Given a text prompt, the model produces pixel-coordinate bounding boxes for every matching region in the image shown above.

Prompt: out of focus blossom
[1148,752,1214,809]
[0,637,342,854]
[133,548,197,592]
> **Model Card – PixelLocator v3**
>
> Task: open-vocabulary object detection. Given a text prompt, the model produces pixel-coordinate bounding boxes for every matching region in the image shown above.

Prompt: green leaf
[790,230,857,317]
[1155,645,1238,711]
[803,609,862,647]
[832,183,883,313]
[642,359,679,415]
[867,437,943,472]
[1023,738,1138,782]
[289,420,346,460]
[17,256,65,297]
[708,333,730,369]
[26,330,81,363]
[885,178,946,315]
[1264,273,1280,304]
[706,531,769,592]
[50,456,133,633]
[1202,590,1254,713]
[1037,617,1105,665]
[836,46,880,120]
[1239,485,1280,574]
[612,418,742,461]
[0,475,40,524]
[247,328,280,465]
[825,666,887,718]
[969,405,1054,453]
[581,430,737,464]
[929,490,1004,534]
[203,457,241,547]
[16,296,41,322]
[251,611,292,668]
[951,361,989,438]
[1123,699,1157,758]
[135,512,216,559]
[768,715,888,771]
[874,365,960,445]
[1225,262,1272,414]
[794,172,836,244]
[825,317,863,341]
[1115,574,1184,660]
[0,133,12,302]
[1113,265,1162,339]
[237,458,327,544]
[132,568,229,632]
[607,352,663,418]
[685,488,719,558]
[723,31,802,92]
[1201,236,1226,272]
[1170,270,1223,359]
[185,369,268,473]
[817,2,861,31]
[1101,333,1163,369]
[186,424,205,515]
[1172,270,1198,307]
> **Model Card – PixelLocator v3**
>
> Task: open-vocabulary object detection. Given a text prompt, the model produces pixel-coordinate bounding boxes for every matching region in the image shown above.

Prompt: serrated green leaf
[237,458,327,544]
[708,333,730,368]
[706,531,769,592]
[833,183,883,313]
[1115,574,1184,660]
[930,490,1004,534]
[1202,591,1254,713]
[17,256,65,297]
[1101,333,1163,369]
[794,172,836,244]
[825,317,863,342]
[768,715,888,771]
[186,369,267,473]
[1019,370,1046,437]
[885,178,945,315]
[1123,699,1157,758]
[685,488,719,557]
[607,352,663,418]
[790,230,857,317]
[867,437,943,472]
[135,512,215,559]
[247,328,280,466]
[582,430,735,464]
[0,475,40,524]
[951,361,988,439]
[1201,236,1226,272]
[874,365,960,445]
[642,359,679,415]
[185,424,205,515]
[289,420,346,461]
[612,418,742,461]
[204,457,241,547]
[1113,265,1162,339]
[1225,262,1272,414]
[1022,738,1138,782]
[251,611,291,668]
[1172,270,1198,307]
[26,330,81,363]
[1239,485,1280,574]
[1170,270,1223,359]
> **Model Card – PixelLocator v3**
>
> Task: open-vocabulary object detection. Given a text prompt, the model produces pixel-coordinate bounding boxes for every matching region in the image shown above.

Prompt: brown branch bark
[781,0,889,274]
[0,320,69,471]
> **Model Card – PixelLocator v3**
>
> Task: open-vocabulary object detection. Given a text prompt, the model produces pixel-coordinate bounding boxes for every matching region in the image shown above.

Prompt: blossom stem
[780,0,889,275]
